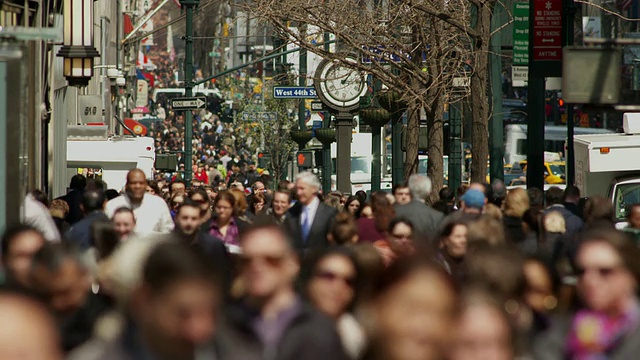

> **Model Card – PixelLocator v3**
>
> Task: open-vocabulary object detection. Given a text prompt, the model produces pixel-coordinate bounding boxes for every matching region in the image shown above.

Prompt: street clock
[314,58,368,113]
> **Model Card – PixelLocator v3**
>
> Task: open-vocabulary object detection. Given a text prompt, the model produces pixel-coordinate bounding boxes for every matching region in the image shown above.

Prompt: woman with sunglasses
[534,228,640,359]
[189,187,212,224]
[304,247,366,359]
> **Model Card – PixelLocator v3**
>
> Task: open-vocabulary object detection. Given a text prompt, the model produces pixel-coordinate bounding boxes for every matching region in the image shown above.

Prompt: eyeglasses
[575,265,622,278]
[192,198,208,205]
[314,270,356,288]
[239,254,285,268]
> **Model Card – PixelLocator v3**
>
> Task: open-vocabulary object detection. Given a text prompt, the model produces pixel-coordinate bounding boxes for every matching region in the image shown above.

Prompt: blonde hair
[543,211,566,234]
[49,199,69,219]
[503,188,530,218]
[484,203,504,221]
[467,216,506,246]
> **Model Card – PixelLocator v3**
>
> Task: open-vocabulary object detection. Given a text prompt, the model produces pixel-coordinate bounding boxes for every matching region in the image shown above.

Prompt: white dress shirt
[105,193,174,235]
[301,197,321,228]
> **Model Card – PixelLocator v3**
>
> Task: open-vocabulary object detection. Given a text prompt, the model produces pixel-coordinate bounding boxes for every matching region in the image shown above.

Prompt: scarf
[565,301,640,359]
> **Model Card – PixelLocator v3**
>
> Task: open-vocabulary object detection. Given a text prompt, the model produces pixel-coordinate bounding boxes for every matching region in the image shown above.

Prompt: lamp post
[57,0,100,87]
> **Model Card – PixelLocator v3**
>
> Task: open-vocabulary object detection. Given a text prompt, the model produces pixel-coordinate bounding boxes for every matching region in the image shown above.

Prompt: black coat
[56,189,84,225]
[66,211,109,250]
[285,201,337,257]
[219,300,348,360]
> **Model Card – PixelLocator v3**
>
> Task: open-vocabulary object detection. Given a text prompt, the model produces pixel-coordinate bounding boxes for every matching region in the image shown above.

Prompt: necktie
[301,206,311,244]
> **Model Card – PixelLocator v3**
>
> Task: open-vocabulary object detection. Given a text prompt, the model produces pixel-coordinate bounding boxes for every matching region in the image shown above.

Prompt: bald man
[0,292,63,360]
[105,169,173,235]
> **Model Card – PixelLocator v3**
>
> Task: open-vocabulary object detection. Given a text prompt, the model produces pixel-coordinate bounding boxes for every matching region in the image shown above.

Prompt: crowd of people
[5,164,640,360]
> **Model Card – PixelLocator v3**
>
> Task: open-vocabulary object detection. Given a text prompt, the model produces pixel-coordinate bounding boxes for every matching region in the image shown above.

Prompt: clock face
[316,59,368,111]
[325,65,364,103]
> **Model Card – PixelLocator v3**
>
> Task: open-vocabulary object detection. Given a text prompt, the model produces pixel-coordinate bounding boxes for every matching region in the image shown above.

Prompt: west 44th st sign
[171,96,207,111]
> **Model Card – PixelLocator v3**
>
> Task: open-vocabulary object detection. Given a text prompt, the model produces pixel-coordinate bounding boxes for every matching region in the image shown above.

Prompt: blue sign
[273,86,318,99]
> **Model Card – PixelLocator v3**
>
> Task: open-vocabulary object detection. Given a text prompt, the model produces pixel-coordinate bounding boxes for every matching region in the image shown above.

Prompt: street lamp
[56,0,100,87]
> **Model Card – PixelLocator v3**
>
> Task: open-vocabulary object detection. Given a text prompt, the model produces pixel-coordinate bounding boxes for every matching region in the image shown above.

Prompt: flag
[123,14,134,35]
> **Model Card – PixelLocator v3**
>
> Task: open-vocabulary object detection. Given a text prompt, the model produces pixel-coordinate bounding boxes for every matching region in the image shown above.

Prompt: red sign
[533,0,563,61]
[123,118,147,136]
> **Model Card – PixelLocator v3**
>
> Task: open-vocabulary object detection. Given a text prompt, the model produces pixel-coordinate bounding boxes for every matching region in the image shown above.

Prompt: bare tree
[247,0,472,194]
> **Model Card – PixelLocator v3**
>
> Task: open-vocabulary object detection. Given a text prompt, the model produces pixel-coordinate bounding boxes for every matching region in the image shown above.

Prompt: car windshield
[549,164,564,176]
[613,183,640,220]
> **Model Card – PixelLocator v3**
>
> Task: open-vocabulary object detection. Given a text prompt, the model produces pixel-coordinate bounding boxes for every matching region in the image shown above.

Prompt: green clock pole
[181,0,199,187]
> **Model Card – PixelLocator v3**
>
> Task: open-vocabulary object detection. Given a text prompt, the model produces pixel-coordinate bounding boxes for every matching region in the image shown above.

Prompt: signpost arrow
[170,96,207,110]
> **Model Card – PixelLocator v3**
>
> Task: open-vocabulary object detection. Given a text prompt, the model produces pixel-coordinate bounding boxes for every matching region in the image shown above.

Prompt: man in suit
[66,189,109,251]
[395,174,444,245]
[286,171,337,257]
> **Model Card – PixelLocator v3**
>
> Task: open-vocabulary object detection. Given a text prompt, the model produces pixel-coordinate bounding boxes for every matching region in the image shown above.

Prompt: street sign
[513,3,530,66]
[273,86,318,99]
[135,79,148,108]
[170,96,207,110]
[532,0,562,61]
[512,66,529,86]
[241,112,277,121]
[77,95,103,124]
[311,101,324,111]
[296,151,314,168]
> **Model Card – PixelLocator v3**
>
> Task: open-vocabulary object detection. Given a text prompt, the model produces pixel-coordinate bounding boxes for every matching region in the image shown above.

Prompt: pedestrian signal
[296,151,313,168]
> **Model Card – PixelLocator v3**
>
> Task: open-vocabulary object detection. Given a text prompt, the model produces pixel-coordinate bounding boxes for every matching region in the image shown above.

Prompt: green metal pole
[449,102,462,195]
[490,5,504,184]
[298,47,307,136]
[565,0,576,185]
[181,0,198,187]
[372,125,381,192]
[322,32,332,194]
[527,77,545,190]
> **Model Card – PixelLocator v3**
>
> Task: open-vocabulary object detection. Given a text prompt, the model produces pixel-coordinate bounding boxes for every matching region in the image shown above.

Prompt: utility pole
[489,5,504,183]
[565,0,576,185]
[181,0,199,187]
[322,31,332,194]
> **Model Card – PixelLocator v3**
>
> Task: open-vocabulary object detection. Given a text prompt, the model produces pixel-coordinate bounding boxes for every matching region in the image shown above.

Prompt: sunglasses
[239,254,285,268]
[575,265,622,278]
[192,198,208,204]
[314,270,356,288]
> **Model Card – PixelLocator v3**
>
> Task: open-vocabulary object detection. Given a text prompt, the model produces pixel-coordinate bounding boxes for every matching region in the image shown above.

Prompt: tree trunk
[470,4,493,184]
[426,98,444,205]
[404,94,420,180]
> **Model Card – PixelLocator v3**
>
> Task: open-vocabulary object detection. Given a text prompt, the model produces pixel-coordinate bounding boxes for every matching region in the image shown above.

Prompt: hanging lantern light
[56,0,100,87]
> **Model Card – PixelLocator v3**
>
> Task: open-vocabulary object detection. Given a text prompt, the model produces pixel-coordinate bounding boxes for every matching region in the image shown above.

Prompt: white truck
[330,132,391,194]
[66,134,156,192]
[574,113,640,227]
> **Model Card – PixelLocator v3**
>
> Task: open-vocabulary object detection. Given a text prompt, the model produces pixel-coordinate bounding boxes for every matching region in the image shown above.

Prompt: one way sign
[170,96,207,111]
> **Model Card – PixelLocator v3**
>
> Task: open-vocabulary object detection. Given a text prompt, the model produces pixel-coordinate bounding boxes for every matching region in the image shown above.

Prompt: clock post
[335,112,353,194]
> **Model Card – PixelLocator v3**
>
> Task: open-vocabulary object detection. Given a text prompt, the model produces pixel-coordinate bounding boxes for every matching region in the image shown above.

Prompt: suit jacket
[66,211,109,250]
[286,201,337,255]
[394,200,444,244]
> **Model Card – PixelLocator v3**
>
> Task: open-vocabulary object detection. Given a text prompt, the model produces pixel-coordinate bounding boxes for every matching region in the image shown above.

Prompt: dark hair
[30,190,49,208]
[142,241,219,294]
[627,203,640,220]
[355,190,367,204]
[105,189,120,201]
[371,192,395,233]
[343,195,363,218]
[545,187,564,206]
[439,220,468,244]
[31,242,85,273]
[1,224,43,261]
[277,180,291,192]
[69,174,87,191]
[439,187,454,202]
[392,181,409,195]
[170,179,186,195]
[563,185,580,201]
[82,189,106,213]
[388,216,414,234]
[189,187,209,203]
[91,220,119,260]
[303,247,362,310]
[527,187,545,207]
[176,198,201,215]
[147,180,161,195]
[584,196,614,226]
[249,192,267,214]
[330,212,358,245]
[214,190,236,209]
[86,179,107,191]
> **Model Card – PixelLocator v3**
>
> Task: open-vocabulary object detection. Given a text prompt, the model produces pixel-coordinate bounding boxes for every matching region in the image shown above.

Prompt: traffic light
[296,151,314,168]
[258,152,271,168]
